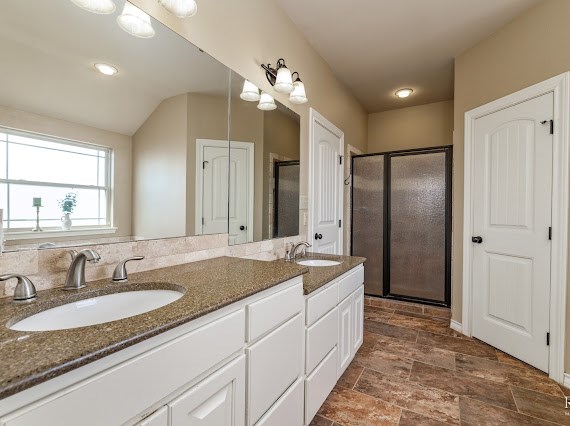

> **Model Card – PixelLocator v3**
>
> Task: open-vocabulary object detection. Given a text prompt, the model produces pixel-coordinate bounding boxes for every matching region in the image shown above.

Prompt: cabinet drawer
[305,347,338,425]
[169,355,245,426]
[1,309,245,426]
[306,307,338,374]
[247,313,303,425]
[338,266,364,302]
[255,377,304,426]
[247,278,303,342]
[137,406,167,426]
[305,281,338,327]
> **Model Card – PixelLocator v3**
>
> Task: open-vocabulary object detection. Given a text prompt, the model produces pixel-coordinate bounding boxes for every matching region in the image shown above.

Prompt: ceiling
[0,0,229,136]
[276,0,540,112]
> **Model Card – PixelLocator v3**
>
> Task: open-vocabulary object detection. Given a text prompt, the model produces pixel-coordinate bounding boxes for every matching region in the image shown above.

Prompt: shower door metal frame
[351,146,453,307]
[273,160,300,238]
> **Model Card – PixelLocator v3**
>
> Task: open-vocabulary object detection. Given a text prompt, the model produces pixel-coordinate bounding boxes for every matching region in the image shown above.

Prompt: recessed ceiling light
[69,0,116,14]
[395,88,413,98]
[94,63,118,76]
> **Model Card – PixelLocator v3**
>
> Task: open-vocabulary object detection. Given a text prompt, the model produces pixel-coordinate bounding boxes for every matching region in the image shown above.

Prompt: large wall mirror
[228,72,300,245]
[0,0,230,251]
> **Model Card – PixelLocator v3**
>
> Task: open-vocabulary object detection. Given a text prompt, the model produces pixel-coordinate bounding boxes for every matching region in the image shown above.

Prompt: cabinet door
[138,406,168,426]
[169,355,245,426]
[352,286,364,354]
[337,295,353,377]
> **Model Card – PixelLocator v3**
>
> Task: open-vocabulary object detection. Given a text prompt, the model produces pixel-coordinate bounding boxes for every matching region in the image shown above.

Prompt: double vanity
[0,253,364,426]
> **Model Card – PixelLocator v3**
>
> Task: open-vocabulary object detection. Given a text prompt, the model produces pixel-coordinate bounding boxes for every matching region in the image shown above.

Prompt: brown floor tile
[354,368,459,424]
[318,386,401,425]
[364,304,395,314]
[310,414,334,426]
[416,331,497,359]
[338,362,364,389]
[367,333,455,370]
[408,361,517,411]
[511,385,570,425]
[388,313,464,338]
[455,353,563,397]
[495,349,532,367]
[364,319,419,342]
[364,306,394,322]
[372,298,424,314]
[459,397,557,425]
[354,347,413,378]
[394,310,449,323]
[399,410,449,426]
[424,306,451,319]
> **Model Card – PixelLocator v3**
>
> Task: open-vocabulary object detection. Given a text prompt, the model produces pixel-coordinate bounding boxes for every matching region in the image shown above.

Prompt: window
[0,128,112,232]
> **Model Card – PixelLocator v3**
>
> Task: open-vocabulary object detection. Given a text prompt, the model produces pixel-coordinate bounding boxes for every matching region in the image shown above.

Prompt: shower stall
[351,147,452,306]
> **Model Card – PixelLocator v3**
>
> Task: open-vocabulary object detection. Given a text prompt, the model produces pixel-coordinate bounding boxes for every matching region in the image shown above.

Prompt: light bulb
[158,0,197,18]
[289,80,308,104]
[257,92,277,111]
[240,80,260,102]
[395,88,413,98]
[274,66,294,94]
[117,3,155,39]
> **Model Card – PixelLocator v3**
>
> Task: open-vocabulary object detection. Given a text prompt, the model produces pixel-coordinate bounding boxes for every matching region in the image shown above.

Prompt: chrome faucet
[63,249,101,290]
[112,256,144,282]
[288,241,311,261]
[0,274,37,302]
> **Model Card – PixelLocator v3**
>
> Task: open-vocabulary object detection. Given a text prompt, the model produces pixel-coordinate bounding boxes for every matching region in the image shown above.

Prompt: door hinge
[547,332,550,346]
[339,219,342,228]
[549,226,552,240]
[339,155,343,165]
[541,119,554,135]
[202,217,205,225]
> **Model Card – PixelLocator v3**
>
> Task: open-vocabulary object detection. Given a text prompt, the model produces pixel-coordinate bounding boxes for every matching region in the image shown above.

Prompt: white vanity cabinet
[303,265,364,425]
[0,277,303,426]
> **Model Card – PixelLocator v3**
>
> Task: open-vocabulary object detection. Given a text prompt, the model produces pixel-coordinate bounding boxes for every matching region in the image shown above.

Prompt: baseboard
[450,319,463,333]
[564,373,570,389]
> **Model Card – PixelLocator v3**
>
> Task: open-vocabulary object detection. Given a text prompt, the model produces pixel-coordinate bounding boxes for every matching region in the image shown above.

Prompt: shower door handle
[471,236,483,244]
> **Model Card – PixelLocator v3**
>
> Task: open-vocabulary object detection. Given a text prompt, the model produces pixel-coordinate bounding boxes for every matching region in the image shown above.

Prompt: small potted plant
[58,192,77,230]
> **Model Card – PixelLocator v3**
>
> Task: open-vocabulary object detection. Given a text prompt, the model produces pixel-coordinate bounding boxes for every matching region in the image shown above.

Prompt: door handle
[471,236,483,244]
[314,233,323,240]
[239,225,246,231]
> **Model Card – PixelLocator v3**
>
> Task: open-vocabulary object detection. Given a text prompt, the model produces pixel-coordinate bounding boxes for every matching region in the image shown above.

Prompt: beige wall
[452,0,570,367]
[133,94,188,238]
[0,105,132,242]
[368,100,453,153]
[131,0,369,247]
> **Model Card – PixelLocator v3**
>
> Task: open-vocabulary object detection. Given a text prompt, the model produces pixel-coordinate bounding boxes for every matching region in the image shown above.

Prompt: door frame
[195,139,254,242]
[309,108,344,254]
[462,72,570,382]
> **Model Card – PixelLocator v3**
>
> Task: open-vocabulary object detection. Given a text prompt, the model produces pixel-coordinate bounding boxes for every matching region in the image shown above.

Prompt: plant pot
[61,213,72,231]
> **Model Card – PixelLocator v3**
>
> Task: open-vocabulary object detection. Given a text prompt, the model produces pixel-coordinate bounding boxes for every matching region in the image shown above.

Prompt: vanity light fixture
[117,3,155,39]
[69,0,116,14]
[240,80,261,102]
[395,88,413,98]
[289,72,308,105]
[158,0,198,18]
[261,59,294,94]
[94,63,118,76]
[257,91,277,111]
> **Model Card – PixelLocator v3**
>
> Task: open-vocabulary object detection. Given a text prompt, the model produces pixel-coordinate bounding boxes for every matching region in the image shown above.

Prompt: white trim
[563,373,570,389]
[462,72,570,383]
[229,141,255,243]
[4,227,117,241]
[308,108,344,254]
[449,319,463,334]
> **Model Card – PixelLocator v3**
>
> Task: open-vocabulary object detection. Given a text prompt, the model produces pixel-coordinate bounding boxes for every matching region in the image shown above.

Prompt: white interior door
[228,143,253,245]
[471,92,553,372]
[310,109,343,254]
[202,145,230,235]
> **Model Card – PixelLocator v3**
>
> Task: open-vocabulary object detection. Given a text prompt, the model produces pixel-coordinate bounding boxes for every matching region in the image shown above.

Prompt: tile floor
[311,296,570,425]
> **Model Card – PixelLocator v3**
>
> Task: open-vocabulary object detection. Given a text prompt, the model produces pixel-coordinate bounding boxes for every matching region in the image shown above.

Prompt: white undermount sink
[296,259,341,267]
[9,290,184,332]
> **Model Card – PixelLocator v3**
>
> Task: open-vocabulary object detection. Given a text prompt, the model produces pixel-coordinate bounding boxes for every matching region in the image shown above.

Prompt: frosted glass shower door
[351,155,384,296]
[389,151,449,303]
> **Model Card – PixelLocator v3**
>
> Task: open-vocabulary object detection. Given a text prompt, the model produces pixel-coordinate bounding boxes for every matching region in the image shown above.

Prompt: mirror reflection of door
[273,161,300,238]
[201,145,229,235]
[228,142,254,245]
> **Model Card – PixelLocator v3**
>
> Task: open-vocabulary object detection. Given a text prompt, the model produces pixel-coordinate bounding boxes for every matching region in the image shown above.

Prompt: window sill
[4,227,118,241]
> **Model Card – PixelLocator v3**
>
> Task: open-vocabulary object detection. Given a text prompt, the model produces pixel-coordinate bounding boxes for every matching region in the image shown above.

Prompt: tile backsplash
[0,234,304,297]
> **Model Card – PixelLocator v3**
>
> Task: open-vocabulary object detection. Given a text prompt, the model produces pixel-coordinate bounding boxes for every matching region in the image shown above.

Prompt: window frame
[0,126,113,235]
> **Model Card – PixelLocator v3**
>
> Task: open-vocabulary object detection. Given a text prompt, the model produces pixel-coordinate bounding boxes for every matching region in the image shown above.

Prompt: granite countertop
[285,252,366,295]
[0,256,307,400]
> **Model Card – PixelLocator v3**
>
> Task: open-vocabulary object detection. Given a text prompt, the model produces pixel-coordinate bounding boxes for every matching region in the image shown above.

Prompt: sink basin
[296,259,341,267]
[9,290,183,332]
